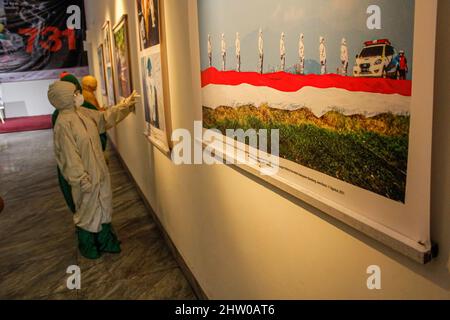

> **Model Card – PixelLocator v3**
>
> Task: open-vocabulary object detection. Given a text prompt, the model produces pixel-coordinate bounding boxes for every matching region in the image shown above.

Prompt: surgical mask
[74,93,84,107]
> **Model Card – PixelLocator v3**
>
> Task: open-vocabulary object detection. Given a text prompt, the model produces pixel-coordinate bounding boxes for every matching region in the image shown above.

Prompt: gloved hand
[80,174,93,193]
[123,90,141,109]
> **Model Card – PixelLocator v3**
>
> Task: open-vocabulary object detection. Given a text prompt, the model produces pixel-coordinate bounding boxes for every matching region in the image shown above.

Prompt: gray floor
[0,130,197,300]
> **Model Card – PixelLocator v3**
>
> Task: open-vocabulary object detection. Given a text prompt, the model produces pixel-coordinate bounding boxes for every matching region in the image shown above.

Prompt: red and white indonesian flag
[201,68,412,117]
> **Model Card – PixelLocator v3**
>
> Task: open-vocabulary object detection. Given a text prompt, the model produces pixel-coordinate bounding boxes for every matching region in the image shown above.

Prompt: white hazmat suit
[341,38,349,76]
[280,32,286,71]
[48,81,138,233]
[319,36,327,75]
[258,29,264,74]
[221,33,226,71]
[235,32,241,72]
[299,33,305,74]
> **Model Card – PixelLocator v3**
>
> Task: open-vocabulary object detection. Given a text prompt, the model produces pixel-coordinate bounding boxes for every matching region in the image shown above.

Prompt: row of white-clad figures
[207,31,350,75]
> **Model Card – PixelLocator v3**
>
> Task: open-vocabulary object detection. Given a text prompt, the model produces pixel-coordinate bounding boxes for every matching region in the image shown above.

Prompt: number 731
[18,27,77,54]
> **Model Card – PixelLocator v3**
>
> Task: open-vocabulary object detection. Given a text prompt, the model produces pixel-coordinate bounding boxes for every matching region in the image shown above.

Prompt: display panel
[102,20,116,105]
[137,0,172,154]
[196,0,437,263]
[97,44,108,98]
[113,15,133,102]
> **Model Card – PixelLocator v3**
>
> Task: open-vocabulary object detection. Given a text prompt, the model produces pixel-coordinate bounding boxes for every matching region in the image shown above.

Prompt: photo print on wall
[102,20,116,105]
[137,0,172,154]
[113,15,133,102]
[137,0,161,50]
[196,0,438,263]
[97,44,108,98]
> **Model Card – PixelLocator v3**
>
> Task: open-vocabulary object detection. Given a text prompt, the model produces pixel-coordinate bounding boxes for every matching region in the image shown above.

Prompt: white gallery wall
[1,80,55,118]
[84,0,450,299]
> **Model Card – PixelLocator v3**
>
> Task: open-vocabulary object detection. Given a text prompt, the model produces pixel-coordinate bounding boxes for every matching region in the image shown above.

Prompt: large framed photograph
[137,0,161,50]
[195,0,438,263]
[113,15,133,102]
[137,0,172,155]
[102,21,116,105]
[97,44,108,99]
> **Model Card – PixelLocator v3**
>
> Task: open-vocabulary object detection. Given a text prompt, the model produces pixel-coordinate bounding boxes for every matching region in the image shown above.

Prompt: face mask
[74,93,84,107]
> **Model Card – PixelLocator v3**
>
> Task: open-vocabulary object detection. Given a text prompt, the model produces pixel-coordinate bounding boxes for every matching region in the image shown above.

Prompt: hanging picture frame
[97,44,108,99]
[113,14,134,103]
[137,0,173,155]
[102,20,116,106]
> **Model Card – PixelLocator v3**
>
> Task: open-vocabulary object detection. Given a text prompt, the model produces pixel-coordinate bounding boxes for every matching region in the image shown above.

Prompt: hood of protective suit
[48,81,76,111]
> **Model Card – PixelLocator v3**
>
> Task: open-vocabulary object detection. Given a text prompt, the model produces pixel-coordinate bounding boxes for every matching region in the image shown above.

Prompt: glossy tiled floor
[0,130,197,300]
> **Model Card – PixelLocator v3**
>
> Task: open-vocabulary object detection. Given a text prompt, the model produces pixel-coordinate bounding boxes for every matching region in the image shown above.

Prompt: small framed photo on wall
[113,15,134,103]
[102,20,117,105]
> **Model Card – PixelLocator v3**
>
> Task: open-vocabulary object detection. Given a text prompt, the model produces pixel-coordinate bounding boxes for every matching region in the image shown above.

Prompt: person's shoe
[76,227,101,260]
[97,224,122,254]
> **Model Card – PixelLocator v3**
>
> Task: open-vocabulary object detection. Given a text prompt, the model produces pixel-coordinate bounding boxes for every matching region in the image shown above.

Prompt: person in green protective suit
[49,78,139,260]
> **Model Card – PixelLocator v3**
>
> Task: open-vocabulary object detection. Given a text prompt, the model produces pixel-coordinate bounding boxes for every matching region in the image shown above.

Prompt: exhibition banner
[0,0,88,83]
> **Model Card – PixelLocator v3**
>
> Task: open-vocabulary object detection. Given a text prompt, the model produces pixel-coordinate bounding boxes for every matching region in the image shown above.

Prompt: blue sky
[198,0,415,77]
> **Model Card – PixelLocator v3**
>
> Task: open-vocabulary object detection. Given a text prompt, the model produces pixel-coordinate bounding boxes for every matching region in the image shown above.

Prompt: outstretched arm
[97,91,140,133]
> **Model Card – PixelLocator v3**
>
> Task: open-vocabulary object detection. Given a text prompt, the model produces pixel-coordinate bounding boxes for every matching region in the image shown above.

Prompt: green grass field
[203,105,409,202]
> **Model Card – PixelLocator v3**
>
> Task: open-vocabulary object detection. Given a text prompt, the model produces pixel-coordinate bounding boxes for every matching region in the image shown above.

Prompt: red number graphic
[18,27,77,54]
[40,27,62,52]
[18,28,39,53]
[62,29,77,50]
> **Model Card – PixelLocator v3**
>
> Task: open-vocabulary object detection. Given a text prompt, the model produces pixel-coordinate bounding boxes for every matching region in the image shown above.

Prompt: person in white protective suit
[340,38,349,76]
[319,36,327,75]
[298,33,305,74]
[208,34,212,68]
[48,81,139,260]
[280,32,286,71]
[221,33,226,71]
[258,28,264,74]
[235,32,241,72]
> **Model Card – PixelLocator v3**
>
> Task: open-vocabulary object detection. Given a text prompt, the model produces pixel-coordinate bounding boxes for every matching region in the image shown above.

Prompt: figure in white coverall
[208,34,212,68]
[258,28,264,74]
[340,38,349,76]
[221,33,226,71]
[280,32,286,71]
[319,36,327,75]
[48,81,139,260]
[299,33,305,74]
[150,0,156,28]
[235,32,241,72]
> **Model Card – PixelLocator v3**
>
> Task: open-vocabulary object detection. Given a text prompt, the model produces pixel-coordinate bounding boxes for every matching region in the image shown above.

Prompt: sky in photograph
[198,0,415,77]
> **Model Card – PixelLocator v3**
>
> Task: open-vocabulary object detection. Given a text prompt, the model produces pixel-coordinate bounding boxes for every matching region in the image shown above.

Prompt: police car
[353,39,400,79]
